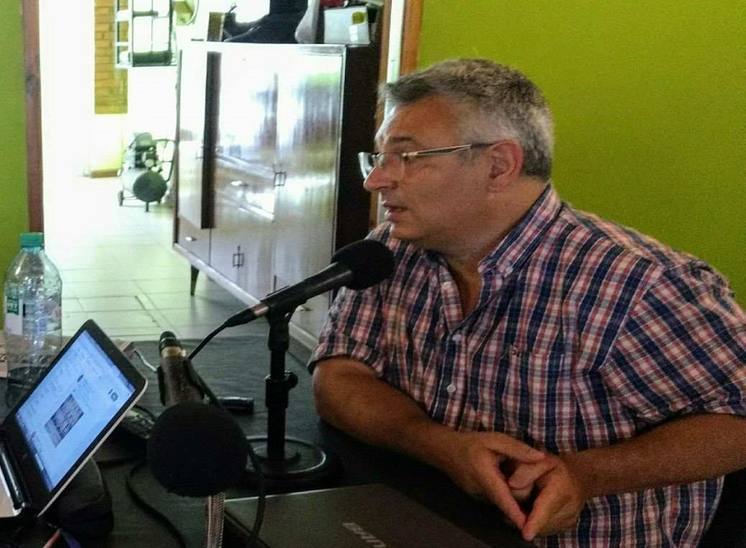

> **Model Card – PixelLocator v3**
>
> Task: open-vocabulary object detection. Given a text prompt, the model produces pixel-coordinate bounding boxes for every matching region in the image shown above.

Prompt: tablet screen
[15,330,136,490]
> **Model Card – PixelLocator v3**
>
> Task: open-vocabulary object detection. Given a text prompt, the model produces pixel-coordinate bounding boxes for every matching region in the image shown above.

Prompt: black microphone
[147,402,248,497]
[149,334,248,497]
[157,331,204,407]
[223,239,394,327]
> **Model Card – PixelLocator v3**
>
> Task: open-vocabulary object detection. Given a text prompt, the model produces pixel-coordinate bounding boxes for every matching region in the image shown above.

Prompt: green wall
[419,1,745,305]
[0,7,29,283]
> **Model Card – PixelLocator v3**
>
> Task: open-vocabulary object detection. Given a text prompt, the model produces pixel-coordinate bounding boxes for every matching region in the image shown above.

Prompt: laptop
[0,319,147,518]
[225,483,504,548]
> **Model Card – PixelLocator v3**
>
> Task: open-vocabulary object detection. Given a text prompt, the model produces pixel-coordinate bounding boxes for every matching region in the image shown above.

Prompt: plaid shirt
[311,185,746,547]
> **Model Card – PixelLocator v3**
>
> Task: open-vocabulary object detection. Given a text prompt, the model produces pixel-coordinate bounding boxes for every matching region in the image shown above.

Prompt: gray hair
[382,59,554,181]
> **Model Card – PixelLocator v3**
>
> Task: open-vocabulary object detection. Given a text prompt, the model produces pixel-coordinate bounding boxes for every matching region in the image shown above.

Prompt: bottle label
[4,296,23,336]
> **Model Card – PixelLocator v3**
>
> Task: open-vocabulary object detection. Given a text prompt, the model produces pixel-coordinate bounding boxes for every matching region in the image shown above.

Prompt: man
[309,59,746,546]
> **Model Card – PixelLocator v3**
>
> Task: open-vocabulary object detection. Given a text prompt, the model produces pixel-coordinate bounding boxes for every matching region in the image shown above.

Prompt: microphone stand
[205,493,225,548]
[245,309,331,484]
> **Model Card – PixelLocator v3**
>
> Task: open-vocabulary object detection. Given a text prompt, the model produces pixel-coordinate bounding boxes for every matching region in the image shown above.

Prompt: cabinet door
[210,45,279,298]
[211,192,273,297]
[273,49,345,338]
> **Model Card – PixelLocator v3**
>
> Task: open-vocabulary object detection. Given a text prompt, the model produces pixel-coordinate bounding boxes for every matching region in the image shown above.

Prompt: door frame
[22,0,43,232]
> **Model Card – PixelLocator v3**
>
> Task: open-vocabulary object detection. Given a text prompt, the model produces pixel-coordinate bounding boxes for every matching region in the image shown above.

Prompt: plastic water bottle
[3,232,62,407]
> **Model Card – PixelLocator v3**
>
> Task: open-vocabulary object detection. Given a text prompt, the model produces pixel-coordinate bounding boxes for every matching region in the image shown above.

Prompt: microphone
[149,335,252,546]
[223,239,394,327]
[147,402,248,497]
[157,331,204,407]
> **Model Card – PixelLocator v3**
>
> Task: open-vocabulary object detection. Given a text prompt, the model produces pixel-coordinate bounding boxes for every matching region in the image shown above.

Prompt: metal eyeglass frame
[357,143,496,178]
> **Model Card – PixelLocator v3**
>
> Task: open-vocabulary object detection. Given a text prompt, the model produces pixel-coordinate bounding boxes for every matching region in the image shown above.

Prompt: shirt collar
[478,183,563,279]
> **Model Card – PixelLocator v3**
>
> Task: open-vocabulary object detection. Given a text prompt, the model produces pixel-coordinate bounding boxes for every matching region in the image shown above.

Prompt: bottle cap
[20,232,44,249]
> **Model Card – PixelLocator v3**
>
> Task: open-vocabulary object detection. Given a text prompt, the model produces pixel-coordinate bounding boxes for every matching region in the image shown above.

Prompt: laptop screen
[14,330,135,490]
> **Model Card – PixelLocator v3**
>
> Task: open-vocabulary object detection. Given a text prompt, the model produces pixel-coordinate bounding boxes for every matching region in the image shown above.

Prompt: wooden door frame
[22,0,44,232]
[376,0,423,83]
[400,0,423,75]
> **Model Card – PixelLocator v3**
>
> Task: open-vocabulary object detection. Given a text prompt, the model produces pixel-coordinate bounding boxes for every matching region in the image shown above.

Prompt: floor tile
[63,310,160,331]
[78,296,145,312]
[62,312,90,334]
[123,266,187,281]
[145,291,242,312]
[134,293,158,311]
[50,250,119,270]
[150,306,234,328]
[63,280,142,298]
[134,278,193,294]
[62,298,83,313]
[61,268,138,283]
[103,326,164,339]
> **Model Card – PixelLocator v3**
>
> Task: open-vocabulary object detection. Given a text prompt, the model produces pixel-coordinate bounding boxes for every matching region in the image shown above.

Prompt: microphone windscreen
[147,402,248,497]
[332,239,394,290]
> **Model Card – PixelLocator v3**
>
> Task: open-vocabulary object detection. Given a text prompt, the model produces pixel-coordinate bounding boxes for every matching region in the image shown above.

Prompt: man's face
[365,96,493,253]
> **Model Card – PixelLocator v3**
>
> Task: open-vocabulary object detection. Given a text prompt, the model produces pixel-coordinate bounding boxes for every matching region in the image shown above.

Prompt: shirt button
[446,383,457,394]
[452,333,462,342]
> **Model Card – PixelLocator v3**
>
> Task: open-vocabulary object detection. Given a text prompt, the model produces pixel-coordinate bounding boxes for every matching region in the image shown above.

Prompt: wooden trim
[400,0,423,75]
[200,51,220,229]
[377,0,392,90]
[90,169,121,178]
[22,0,44,232]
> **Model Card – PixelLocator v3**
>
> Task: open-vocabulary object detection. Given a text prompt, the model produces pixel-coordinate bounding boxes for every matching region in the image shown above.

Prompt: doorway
[36,0,248,342]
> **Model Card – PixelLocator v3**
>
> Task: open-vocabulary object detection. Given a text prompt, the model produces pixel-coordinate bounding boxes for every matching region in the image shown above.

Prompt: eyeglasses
[357,143,496,178]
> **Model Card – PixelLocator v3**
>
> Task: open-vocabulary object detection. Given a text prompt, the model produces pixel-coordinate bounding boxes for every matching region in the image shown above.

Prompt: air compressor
[117,133,174,212]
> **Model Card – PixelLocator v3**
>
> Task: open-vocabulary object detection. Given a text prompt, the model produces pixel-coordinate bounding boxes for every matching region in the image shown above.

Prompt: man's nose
[363,165,396,193]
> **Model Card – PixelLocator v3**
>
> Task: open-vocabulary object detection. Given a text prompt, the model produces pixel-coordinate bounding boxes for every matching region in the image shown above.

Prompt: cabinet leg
[190,266,199,296]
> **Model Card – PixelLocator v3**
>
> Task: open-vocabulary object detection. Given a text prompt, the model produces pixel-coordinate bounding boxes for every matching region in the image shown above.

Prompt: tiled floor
[44,176,260,342]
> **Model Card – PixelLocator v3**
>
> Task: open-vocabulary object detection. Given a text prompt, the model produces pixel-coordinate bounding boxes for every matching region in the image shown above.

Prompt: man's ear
[486,140,524,190]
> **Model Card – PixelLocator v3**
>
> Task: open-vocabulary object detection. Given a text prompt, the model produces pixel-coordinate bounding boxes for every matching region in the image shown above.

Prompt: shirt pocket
[496,345,575,451]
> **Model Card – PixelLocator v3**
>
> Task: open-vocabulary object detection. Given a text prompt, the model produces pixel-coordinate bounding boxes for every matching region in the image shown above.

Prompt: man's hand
[442,431,546,529]
[508,453,589,541]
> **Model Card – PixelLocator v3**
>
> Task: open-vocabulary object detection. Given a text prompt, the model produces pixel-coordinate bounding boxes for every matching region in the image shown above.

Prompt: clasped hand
[444,432,587,542]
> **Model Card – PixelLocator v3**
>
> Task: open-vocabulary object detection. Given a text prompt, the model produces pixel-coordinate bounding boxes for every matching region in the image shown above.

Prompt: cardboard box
[323,7,370,45]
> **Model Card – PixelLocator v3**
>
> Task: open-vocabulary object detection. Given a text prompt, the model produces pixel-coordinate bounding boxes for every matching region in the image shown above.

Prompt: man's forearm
[312,358,461,471]
[565,413,746,499]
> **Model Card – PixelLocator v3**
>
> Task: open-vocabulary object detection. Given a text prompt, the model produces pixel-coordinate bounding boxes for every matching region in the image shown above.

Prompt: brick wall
[94,0,127,114]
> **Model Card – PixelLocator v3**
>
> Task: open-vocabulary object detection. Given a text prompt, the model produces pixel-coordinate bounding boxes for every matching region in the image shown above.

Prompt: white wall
[39,0,95,182]
[126,66,177,141]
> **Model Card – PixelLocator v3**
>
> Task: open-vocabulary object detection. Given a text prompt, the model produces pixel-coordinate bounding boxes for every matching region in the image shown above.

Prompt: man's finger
[477,452,528,529]
[522,484,560,541]
[509,459,556,490]
[484,434,545,463]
